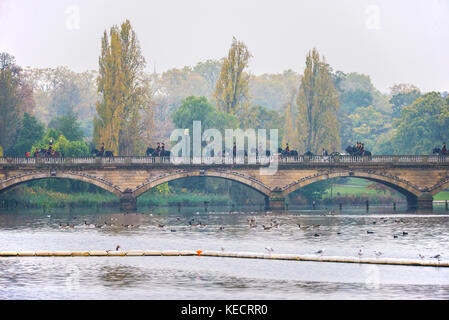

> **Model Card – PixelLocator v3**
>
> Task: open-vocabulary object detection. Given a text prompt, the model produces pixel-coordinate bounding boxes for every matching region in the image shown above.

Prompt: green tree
[0,146,3,156]
[12,113,45,156]
[171,96,238,135]
[389,84,421,118]
[296,48,340,153]
[349,106,392,150]
[48,111,84,141]
[0,53,22,152]
[391,92,449,154]
[214,37,252,115]
[94,20,152,155]
[340,89,373,114]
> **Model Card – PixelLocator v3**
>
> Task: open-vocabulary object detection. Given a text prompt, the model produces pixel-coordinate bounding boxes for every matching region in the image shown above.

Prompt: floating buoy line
[0,250,447,267]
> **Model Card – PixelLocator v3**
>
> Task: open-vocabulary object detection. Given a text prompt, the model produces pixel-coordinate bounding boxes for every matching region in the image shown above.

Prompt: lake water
[1,205,449,299]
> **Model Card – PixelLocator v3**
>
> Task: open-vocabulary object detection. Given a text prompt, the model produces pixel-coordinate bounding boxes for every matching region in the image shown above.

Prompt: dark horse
[278,147,299,158]
[146,147,170,157]
[92,149,114,157]
[345,146,372,157]
[433,147,448,156]
[34,148,62,158]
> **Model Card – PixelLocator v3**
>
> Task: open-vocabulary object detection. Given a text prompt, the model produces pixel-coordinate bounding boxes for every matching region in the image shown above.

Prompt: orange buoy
[196,250,203,256]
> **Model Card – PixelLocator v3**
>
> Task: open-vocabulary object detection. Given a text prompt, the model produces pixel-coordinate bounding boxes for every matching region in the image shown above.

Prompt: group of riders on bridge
[24,138,448,159]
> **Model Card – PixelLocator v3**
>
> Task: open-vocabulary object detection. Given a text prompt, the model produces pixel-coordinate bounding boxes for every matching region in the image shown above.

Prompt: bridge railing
[0,155,448,165]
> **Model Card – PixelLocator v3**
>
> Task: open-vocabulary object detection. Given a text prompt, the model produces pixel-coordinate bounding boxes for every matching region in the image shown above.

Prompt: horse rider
[156,142,161,156]
[442,142,448,155]
[161,143,165,155]
[285,143,290,153]
[100,142,105,156]
[322,148,328,156]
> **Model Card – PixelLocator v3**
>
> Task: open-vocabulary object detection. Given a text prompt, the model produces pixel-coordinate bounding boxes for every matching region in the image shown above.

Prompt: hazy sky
[1,0,448,93]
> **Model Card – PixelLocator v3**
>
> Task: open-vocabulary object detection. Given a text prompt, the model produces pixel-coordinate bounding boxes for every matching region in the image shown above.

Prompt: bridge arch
[430,178,449,196]
[281,171,423,200]
[133,170,272,198]
[0,172,122,197]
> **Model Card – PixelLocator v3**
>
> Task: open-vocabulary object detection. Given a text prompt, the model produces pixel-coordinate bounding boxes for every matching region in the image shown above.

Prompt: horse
[303,151,314,158]
[92,149,114,157]
[345,146,372,157]
[146,147,156,156]
[146,147,170,157]
[433,147,442,155]
[278,148,298,158]
[330,151,340,157]
[34,148,62,158]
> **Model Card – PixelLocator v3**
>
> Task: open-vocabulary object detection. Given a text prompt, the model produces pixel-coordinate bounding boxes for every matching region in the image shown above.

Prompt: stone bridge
[1,155,449,211]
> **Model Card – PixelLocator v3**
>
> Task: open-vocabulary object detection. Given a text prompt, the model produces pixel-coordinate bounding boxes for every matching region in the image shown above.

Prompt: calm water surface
[1,205,449,299]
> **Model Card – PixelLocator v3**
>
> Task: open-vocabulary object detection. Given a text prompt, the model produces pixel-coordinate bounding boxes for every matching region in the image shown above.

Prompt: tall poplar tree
[214,37,252,115]
[0,53,24,152]
[282,90,298,149]
[94,20,152,155]
[296,49,340,153]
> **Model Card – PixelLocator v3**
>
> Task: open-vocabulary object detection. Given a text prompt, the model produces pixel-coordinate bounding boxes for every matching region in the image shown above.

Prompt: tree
[48,111,84,141]
[391,92,449,154]
[22,67,99,136]
[214,37,252,115]
[193,60,222,94]
[389,84,421,118]
[296,49,340,153]
[12,113,45,156]
[171,96,238,136]
[340,89,373,114]
[0,146,3,156]
[282,90,298,149]
[349,106,392,150]
[249,69,300,110]
[0,53,23,152]
[30,129,89,157]
[94,20,152,155]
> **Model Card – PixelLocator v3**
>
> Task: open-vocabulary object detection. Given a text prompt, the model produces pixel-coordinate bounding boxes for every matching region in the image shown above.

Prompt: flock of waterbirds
[52,212,444,261]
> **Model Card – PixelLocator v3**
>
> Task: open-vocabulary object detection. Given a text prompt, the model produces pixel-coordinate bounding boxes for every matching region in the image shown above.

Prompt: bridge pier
[120,189,137,212]
[407,192,433,211]
[416,192,434,210]
[265,190,285,211]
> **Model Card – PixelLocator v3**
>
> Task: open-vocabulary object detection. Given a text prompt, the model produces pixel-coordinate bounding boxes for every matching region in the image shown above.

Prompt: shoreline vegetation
[1,181,448,211]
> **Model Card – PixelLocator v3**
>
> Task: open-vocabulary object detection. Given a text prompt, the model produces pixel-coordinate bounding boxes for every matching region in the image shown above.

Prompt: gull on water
[374,251,382,258]
[315,249,325,256]
[432,254,442,261]
[358,249,364,258]
[265,247,274,254]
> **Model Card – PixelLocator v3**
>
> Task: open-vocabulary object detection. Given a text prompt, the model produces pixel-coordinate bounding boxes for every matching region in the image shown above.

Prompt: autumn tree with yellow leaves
[93,20,152,156]
[296,48,340,154]
[214,37,252,115]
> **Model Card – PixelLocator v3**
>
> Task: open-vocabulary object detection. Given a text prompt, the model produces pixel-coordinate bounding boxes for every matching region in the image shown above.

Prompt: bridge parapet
[1,155,449,167]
